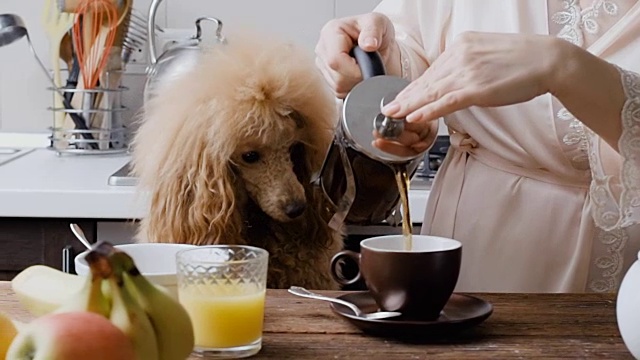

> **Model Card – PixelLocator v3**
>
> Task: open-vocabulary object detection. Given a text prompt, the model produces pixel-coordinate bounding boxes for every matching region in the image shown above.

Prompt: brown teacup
[330,235,462,320]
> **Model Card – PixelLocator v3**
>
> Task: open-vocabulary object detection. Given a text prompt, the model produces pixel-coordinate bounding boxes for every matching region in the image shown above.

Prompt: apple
[5,311,135,360]
[11,265,86,316]
[0,311,18,359]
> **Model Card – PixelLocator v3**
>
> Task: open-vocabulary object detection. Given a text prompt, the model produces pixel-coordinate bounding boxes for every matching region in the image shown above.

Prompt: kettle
[144,0,226,104]
[318,47,424,228]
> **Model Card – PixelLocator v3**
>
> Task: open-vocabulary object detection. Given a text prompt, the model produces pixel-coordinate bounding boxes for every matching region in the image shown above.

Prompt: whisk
[71,0,118,146]
[72,0,118,90]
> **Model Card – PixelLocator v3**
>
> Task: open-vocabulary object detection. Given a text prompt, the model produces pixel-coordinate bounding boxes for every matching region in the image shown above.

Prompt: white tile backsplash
[0,0,388,134]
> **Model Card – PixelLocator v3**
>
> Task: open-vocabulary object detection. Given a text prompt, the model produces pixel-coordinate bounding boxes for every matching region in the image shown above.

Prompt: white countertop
[0,133,429,221]
[0,148,149,219]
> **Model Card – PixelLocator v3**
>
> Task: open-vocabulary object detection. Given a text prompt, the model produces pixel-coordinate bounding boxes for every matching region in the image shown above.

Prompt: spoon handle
[70,223,92,250]
[288,286,362,316]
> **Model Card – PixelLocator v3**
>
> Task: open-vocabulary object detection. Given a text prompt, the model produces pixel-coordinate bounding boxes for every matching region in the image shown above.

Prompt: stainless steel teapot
[318,47,424,227]
[144,0,226,104]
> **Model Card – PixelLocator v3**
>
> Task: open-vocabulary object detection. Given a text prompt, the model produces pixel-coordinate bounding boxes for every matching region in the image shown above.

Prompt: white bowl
[74,243,197,297]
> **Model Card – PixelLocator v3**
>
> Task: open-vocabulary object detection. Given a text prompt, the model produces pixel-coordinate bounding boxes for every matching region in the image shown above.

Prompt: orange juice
[179,286,266,349]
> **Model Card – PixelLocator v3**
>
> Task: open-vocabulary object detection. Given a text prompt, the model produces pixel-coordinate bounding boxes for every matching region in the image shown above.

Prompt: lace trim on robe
[590,67,640,231]
[552,0,621,171]
[586,67,640,292]
[588,227,629,292]
[553,0,620,46]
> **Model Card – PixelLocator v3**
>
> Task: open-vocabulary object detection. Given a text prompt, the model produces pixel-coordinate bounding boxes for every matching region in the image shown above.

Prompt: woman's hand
[315,13,400,98]
[374,32,567,155]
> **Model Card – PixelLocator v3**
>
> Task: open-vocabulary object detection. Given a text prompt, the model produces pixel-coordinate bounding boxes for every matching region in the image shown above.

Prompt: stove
[413,135,449,178]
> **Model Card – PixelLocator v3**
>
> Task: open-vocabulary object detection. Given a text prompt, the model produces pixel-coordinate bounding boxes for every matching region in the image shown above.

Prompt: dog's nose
[285,201,306,219]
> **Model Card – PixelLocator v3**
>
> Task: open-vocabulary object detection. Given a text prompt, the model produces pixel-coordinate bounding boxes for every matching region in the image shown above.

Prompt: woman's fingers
[356,13,393,52]
[315,56,357,98]
[406,90,475,123]
[382,68,462,121]
[315,14,396,98]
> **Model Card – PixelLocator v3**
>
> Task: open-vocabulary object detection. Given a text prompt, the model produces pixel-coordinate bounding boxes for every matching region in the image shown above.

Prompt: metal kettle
[144,0,226,104]
[318,47,424,227]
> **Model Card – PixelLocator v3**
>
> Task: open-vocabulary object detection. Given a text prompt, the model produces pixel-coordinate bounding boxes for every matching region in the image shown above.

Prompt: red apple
[5,311,136,360]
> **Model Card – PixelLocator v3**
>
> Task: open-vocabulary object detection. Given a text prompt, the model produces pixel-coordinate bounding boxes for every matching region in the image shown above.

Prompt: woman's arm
[376,32,633,155]
[550,41,626,151]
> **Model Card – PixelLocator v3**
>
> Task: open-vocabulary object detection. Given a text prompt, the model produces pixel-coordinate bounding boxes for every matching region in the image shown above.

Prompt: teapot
[617,250,640,358]
[144,0,226,104]
[317,47,424,228]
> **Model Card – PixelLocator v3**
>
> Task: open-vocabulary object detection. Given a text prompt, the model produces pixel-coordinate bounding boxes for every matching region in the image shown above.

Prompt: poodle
[131,31,345,290]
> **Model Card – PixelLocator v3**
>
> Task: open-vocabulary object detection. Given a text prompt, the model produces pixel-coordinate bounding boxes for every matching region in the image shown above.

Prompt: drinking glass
[176,245,269,358]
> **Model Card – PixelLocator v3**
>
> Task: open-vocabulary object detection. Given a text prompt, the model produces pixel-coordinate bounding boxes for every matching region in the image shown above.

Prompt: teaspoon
[70,223,92,250]
[288,286,402,320]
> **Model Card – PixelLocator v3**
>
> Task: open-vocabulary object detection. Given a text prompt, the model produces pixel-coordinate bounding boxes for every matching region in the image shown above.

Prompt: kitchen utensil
[42,0,76,132]
[73,0,118,90]
[72,0,118,139]
[0,14,56,88]
[69,223,92,249]
[287,286,402,320]
[92,0,130,149]
[121,8,155,64]
[144,0,225,104]
[0,13,98,148]
[316,46,423,227]
[58,0,120,12]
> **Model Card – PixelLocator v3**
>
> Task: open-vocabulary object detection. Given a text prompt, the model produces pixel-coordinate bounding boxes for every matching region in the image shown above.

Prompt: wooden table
[0,282,632,359]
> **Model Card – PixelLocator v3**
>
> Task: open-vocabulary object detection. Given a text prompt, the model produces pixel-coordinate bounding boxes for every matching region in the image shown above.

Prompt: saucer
[330,292,492,338]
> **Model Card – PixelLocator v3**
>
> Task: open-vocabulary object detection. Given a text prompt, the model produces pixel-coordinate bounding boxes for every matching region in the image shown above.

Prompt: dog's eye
[242,151,260,163]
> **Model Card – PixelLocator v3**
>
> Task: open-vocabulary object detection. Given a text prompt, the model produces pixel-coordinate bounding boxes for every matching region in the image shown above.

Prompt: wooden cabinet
[0,218,97,280]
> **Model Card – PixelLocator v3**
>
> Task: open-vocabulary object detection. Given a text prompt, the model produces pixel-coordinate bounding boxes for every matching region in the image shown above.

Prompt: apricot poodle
[131,31,344,289]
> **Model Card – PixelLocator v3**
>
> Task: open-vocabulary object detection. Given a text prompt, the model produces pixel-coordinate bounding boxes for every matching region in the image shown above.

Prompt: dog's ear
[139,140,246,246]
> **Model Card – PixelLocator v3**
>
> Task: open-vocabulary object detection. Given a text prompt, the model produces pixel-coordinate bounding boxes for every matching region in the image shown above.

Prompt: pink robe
[374,0,640,292]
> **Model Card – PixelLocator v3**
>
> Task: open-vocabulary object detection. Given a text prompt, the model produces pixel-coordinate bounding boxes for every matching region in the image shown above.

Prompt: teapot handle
[193,17,225,42]
[351,46,386,80]
[147,0,163,65]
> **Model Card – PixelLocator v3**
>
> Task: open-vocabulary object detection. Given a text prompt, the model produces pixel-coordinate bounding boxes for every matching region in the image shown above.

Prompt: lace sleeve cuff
[590,67,640,231]
[617,68,640,226]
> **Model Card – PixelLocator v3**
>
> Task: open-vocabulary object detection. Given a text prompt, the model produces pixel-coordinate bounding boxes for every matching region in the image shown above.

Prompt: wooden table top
[0,282,632,359]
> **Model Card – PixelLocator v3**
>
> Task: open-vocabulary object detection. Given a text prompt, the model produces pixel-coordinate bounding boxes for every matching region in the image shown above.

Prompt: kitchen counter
[0,282,632,359]
[0,145,430,221]
[0,149,147,219]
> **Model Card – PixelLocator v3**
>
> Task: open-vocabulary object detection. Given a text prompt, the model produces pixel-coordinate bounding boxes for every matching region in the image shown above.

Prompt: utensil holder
[48,70,129,155]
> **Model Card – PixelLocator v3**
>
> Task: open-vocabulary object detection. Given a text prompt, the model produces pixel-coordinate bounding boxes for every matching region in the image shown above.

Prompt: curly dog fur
[131,31,344,289]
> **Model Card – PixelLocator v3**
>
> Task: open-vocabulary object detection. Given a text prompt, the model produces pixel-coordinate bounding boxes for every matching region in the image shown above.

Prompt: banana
[115,251,195,360]
[108,255,160,360]
[54,251,111,317]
